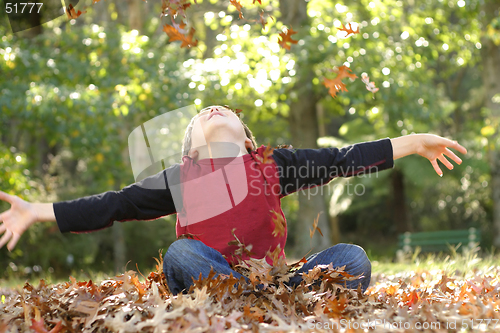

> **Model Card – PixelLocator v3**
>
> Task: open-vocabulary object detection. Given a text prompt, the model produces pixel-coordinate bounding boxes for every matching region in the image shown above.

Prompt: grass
[370,244,500,282]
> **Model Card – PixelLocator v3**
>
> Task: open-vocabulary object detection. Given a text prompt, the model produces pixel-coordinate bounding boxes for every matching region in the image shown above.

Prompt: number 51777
[6,3,43,14]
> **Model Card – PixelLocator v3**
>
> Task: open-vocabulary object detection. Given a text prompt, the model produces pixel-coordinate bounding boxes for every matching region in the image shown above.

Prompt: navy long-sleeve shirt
[54,138,394,263]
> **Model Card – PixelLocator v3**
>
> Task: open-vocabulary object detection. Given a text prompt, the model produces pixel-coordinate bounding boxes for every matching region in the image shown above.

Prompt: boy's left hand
[415,134,467,176]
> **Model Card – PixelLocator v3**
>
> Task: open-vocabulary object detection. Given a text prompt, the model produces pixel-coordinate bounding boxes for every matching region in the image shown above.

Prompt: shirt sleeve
[53,164,180,233]
[271,138,394,197]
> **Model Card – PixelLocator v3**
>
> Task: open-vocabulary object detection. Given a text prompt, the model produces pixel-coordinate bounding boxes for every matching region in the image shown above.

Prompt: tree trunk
[113,222,126,273]
[330,215,340,245]
[481,1,500,247]
[279,0,331,257]
[392,168,409,233]
[127,0,144,32]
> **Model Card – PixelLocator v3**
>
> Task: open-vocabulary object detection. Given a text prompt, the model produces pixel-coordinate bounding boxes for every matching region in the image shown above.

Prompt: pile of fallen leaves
[1,253,500,332]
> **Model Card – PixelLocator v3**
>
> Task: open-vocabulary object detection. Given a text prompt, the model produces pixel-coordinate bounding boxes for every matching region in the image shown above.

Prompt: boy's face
[189,105,252,157]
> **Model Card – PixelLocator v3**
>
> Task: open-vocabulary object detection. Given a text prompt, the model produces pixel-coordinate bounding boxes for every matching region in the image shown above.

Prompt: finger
[430,159,443,177]
[0,229,12,249]
[443,148,463,165]
[438,154,454,170]
[7,233,20,252]
[0,224,6,235]
[436,137,467,154]
[0,190,14,204]
[452,140,467,154]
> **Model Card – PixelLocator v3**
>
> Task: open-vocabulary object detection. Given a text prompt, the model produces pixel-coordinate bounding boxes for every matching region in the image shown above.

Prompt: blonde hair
[181,110,257,157]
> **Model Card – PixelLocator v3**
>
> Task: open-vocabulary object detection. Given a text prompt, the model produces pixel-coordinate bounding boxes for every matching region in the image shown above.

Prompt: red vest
[175,145,286,265]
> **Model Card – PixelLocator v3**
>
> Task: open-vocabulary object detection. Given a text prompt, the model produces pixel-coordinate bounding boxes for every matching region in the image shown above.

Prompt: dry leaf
[163,24,198,48]
[230,0,244,19]
[361,73,379,97]
[323,65,358,98]
[270,210,286,237]
[65,4,86,19]
[338,22,360,37]
[278,27,298,50]
[309,212,324,238]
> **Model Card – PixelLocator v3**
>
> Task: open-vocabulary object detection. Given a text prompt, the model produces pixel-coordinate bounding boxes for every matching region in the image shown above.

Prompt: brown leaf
[278,27,298,50]
[257,11,274,30]
[270,209,286,237]
[323,65,358,98]
[230,0,244,19]
[163,24,198,48]
[65,4,86,19]
[309,212,324,238]
[29,319,62,333]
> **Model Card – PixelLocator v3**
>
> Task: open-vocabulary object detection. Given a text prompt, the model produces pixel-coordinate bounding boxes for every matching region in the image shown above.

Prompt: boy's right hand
[0,190,39,251]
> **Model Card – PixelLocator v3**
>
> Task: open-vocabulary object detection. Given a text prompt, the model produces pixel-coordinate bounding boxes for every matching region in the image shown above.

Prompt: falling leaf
[278,27,298,50]
[270,210,286,237]
[230,0,244,19]
[254,144,275,164]
[161,0,191,18]
[361,73,379,97]
[338,22,360,37]
[256,11,274,30]
[309,212,324,238]
[163,24,198,48]
[323,65,358,98]
[65,4,86,19]
[337,65,358,80]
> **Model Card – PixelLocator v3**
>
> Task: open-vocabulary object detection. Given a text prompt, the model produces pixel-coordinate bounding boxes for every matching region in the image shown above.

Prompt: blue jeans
[163,239,371,295]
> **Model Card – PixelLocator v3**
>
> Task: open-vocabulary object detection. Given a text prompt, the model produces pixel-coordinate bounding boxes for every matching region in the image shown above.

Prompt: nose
[210,106,220,113]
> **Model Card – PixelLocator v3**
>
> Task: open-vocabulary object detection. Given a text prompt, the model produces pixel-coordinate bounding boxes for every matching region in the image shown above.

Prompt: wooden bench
[397,228,481,254]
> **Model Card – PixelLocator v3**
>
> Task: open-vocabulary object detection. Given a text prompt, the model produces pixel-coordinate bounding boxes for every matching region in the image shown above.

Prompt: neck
[195,142,248,162]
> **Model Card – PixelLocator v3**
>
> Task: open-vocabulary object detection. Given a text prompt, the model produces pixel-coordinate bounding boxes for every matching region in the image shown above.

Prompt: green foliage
[0,20,189,277]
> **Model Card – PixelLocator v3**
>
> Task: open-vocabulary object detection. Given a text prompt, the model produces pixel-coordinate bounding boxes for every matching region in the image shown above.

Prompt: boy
[0,105,467,294]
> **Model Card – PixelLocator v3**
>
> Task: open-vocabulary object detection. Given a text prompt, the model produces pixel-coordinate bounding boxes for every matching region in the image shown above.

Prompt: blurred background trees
[0,0,499,279]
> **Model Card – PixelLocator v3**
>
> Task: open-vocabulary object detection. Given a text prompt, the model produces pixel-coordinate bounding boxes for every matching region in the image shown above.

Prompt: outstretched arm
[0,164,180,251]
[390,133,467,176]
[0,192,55,251]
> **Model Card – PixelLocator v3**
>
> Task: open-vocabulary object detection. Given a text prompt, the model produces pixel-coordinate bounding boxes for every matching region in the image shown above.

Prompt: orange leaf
[323,65,358,98]
[163,24,198,48]
[337,65,358,80]
[230,0,244,19]
[66,4,86,19]
[278,27,298,50]
[254,144,274,164]
[262,144,274,164]
[338,22,360,37]
[323,77,348,98]
[270,209,286,237]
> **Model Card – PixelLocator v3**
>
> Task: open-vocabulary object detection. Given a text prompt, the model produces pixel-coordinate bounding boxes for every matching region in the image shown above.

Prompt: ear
[188,148,199,160]
[244,138,253,151]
